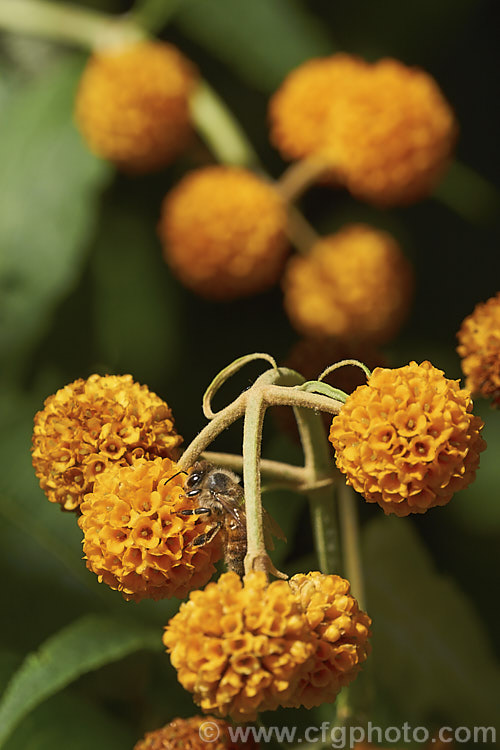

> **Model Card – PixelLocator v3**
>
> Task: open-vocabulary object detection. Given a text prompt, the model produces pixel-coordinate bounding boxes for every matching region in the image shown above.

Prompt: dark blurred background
[0,1,498,747]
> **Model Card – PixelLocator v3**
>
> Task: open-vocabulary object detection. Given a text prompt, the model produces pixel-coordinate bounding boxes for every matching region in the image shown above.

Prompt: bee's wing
[214,492,247,526]
[216,489,286,546]
[262,507,287,550]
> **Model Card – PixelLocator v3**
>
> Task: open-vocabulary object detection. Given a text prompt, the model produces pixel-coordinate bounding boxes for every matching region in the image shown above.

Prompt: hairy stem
[180,383,343,471]
[200,452,310,488]
[266,385,343,414]
[338,482,365,609]
[178,360,344,578]
[177,394,247,471]
[242,388,267,571]
[308,485,341,575]
[292,400,341,575]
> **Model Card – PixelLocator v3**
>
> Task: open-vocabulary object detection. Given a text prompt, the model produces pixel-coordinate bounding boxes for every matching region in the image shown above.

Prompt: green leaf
[0,54,110,378]
[0,615,163,748]
[299,381,348,403]
[364,517,500,726]
[0,389,98,593]
[90,202,181,389]
[3,690,135,750]
[175,0,333,92]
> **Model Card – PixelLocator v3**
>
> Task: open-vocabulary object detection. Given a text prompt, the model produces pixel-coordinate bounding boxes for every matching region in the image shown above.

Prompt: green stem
[202,353,277,418]
[335,486,371,727]
[293,401,341,575]
[190,80,262,168]
[200,451,309,488]
[177,393,247,471]
[271,369,342,575]
[180,385,343,472]
[178,360,344,577]
[240,368,300,575]
[277,157,329,203]
[338,482,365,608]
[0,0,144,50]
[284,203,320,254]
[242,388,267,567]
[308,485,341,575]
[265,386,343,415]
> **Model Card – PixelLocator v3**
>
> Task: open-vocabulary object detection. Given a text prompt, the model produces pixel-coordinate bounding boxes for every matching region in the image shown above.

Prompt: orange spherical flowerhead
[285,572,371,710]
[163,571,370,721]
[269,54,367,161]
[329,361,486,516]
[457,292,500,407]
[159,166,290,300]
[269,55,457,205]
[134,716,259,750]
[32,374,182,512]
[282,224,413,343]
[75,41,197,172]
[79,457,222,601]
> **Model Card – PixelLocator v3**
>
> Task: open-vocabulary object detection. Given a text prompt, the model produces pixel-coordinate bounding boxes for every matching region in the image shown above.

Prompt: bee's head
[207,467,241,492]
[184,460,209,494]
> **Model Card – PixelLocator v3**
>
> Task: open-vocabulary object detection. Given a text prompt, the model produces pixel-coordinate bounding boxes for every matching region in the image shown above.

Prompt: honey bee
[179,460,285,578]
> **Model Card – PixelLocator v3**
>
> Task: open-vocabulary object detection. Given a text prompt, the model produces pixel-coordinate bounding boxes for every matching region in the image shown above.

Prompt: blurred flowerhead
[163,570,370,720]
[79,457,221,601]
[457,292,500,407]
[329,361,486,515]
[269,53,367,162]
[270,55,457,205]
[282,224,413,343]
[32,374,182,512]
[75,41,196,171]
[159,166,290,300]
[133,715,259,750]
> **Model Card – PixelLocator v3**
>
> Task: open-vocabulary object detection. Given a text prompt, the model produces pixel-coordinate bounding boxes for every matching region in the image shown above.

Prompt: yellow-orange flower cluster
[32,374,182,512]
[75,41,196,172]
[159,166,290,300]
[282,224,413,343]
[133,716,258,750]
[457,292,500,407]
[329,361,486,516]
[270,55,457,205]
[79,457,221,601]
[286,572,371,709]
[163,571,370,721]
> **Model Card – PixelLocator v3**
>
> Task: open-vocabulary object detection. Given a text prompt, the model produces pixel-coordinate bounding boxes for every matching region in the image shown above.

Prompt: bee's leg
[178,508,212,525]
[191,521,222,546]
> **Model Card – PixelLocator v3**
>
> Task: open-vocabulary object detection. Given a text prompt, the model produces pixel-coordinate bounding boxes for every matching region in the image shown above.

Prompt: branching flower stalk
[176,354,367,578]
[0,1,498,222]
